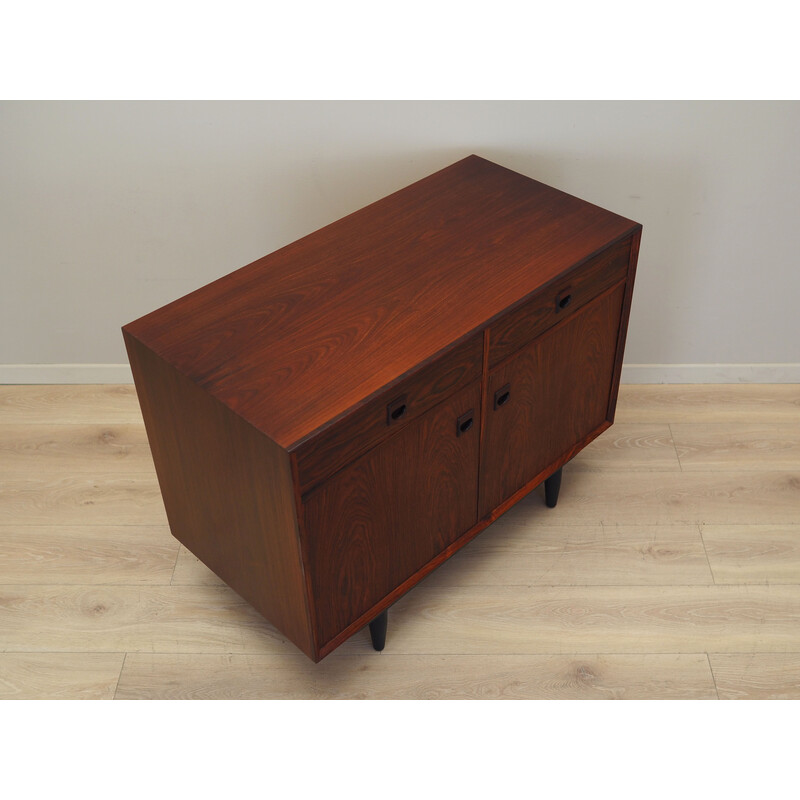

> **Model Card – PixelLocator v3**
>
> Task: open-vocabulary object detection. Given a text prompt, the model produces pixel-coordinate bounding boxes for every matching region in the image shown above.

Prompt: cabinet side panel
[123,330,314,659]
[607,227,642,421]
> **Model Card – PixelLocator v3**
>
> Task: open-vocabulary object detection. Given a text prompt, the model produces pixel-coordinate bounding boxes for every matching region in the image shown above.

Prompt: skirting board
[0,364,134,384]
[621,363,800,384]
[0,363,799,385]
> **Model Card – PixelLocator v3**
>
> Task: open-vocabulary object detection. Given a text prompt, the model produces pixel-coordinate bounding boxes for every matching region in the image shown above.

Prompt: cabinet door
[304,382,481,647]
[480,282,625,517]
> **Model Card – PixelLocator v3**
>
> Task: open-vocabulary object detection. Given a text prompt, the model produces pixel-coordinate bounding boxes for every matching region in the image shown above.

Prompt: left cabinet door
[303,382,481,647]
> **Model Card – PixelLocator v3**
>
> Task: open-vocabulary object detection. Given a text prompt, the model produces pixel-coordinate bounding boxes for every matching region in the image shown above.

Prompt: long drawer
[488,236,631,368]
[294,332,483,495]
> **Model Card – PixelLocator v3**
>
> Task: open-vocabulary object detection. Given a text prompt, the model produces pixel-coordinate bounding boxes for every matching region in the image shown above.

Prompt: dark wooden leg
[368,609,388,651]
[544,467,562,508]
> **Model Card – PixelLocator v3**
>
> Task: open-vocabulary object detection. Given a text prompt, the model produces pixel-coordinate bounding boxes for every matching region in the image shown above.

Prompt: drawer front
[294,333,483,494]
[488,236,631,368]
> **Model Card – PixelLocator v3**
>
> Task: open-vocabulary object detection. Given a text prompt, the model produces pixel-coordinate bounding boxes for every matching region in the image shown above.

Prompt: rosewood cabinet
[123,155,641,662]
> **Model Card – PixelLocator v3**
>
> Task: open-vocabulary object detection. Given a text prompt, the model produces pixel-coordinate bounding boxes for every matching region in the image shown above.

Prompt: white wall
[2,101,799,382]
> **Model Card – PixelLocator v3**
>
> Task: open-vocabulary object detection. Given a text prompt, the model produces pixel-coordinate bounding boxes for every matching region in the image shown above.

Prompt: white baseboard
[0,364,133,384]
[1,363,798,385]
[620,363,800,384]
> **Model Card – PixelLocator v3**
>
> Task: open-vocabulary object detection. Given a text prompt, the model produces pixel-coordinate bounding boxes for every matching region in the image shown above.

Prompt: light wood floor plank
[0,385,142,424]
[0,526,178,584]
[570,424,681,472]
[0,424,154,473]
[372,585,800,655]
[1,383,798,698]
[172,525,714,589]
[0,653,124,699]
[0,474,167,525]
[502,467,800,526]
[115,653,717,700]
[0,584,295,654]
[30,581,799,659]
[672,424,800,471]
[709,653,800,699]
[702,525,800,584]
[423,524,713,587]
[615,385,800,424]
[171,546,225,586]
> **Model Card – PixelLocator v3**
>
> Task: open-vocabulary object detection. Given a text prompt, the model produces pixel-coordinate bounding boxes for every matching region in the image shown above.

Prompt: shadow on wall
[281,148,701,366]
[274,148,479,237]
[478,148,703,365]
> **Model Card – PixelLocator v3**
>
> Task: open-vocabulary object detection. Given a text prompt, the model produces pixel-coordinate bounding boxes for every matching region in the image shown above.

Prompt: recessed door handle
[456,409,474,436]
[386,395,408,425]
[556,290,572,312]
[493,384,511,409]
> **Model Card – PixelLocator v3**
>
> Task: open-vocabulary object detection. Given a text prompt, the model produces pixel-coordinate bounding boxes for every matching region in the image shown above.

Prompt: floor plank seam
[706,653,721,700]
[8,650,800,656]
[5,582,800,589]
[9,582,800,589]
[1,471,164,476]
[7,511,800,530]
[697,522,717,585]
[169,547,181,586]
[667,422,684,472]
[126,651,713,656]
[112,652,127,700]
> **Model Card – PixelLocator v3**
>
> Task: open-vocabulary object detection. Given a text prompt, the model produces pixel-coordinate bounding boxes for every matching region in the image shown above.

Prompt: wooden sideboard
[123,155,642,662]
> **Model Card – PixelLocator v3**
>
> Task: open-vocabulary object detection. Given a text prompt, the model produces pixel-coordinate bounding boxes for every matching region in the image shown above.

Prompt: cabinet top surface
[124,155,640,449]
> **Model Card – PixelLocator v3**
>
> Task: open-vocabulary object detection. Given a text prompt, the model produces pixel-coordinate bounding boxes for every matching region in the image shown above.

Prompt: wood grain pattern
[310,414,620,659]
[121,157,640,661]
[0,385,142,424]
[115,653,716,700]
[0,525,177,584]
[0,653,125,699]
[0,474,167,525]
[487,236,630,367]
[0,584,290,654]
[304,382,481,647]
[504,466,800,526]
[709,653,800,699]
[422,524,713,588]
[381,584,800,654]
[672,424,800,471]
[124,333,315,658]
[294,333,482,494]
[615,384,800,424]
[2,384,798,696]
[124,155,638,449]
[0,424,154,473]
[569,424,681,472]
[480,282,625,516]
[703,525,800,584]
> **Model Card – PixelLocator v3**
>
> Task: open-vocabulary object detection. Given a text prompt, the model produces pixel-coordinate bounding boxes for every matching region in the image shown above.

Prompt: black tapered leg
[368,609,388,651]
[544,467,562,508]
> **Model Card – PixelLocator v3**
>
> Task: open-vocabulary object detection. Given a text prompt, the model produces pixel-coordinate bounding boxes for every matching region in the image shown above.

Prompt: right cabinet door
[479,281,626,518]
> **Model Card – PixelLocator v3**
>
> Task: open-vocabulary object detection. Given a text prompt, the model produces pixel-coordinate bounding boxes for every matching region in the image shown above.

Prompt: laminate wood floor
[1,384,799,700]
